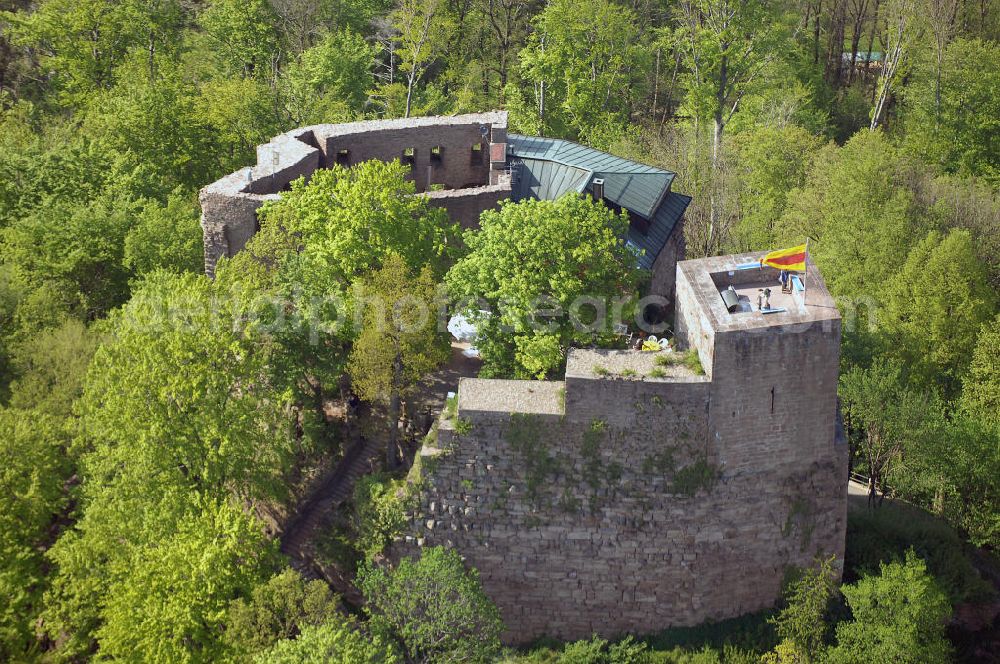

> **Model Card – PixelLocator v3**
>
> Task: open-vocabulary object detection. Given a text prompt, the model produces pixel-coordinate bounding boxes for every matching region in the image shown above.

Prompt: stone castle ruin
[399,254,848,642]
[199,112,690,295]
[200,113,848,644]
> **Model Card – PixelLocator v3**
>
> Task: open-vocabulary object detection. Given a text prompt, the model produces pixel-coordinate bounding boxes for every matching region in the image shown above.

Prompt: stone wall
[396,255,848,644]
[648,217,685,300]
[199,113,509,277]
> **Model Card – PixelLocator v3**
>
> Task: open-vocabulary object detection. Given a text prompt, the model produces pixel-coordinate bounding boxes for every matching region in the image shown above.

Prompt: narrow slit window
[430,145,443,162]
[402,147,416,165]
[335,149,350,166]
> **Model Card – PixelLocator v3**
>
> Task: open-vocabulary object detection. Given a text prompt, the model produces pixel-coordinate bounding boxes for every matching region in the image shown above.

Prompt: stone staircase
[279,434,382,607]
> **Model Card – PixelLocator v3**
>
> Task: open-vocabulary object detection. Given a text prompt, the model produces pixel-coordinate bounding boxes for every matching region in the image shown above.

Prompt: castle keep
[399,254,848,643]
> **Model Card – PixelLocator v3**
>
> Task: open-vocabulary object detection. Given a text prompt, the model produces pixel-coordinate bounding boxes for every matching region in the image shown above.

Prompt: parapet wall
[397,255,848,644]
[199,113,511,276]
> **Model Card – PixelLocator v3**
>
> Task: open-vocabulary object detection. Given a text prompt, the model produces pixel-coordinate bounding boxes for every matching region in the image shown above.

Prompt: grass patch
[654,349,705,375]
[647,367,667,379]
[592,364,610,376]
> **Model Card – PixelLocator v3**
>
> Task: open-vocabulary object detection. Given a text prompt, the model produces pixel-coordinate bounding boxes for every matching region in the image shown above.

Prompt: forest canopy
[0,0,998,660]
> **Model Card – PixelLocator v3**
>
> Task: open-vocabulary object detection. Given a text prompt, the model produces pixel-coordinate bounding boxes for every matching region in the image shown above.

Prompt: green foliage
[902,38,1000,183]
[961,316,1000,427]
[516,0,648,147]
[769,559,838,662]
[353,474,408,559]
[358,546,504,664]
[39,271,299,660]
[283,30,374,124]
[782,131,926,298]
[670,458,719,496]
[224,568,340,659]
[257,161,458,285]
[91,501,278,663]
[826,551,952,663]
[447,196,639,378]
[844,507,993,605]
[199,0,282,80]
[727,126,825,252]
[882,229,995,397]
[348,255,450,409]
[1,192,135,318]
[839,360,939,498]
[7,318,99,415]
[123,189,205,279]
[505,414,559,509]
[0,409,71,660]
[255,620,400,664]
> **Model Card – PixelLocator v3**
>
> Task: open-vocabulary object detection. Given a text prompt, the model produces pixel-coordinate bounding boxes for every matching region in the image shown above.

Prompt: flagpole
[803,237,810,306]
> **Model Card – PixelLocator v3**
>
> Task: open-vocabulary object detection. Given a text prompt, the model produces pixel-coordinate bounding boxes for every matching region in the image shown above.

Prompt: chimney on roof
[591,178,605,203]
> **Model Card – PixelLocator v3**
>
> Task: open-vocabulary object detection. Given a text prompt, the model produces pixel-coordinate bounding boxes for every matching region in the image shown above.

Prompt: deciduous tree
[446,195,639,379]
[348,255,449,466]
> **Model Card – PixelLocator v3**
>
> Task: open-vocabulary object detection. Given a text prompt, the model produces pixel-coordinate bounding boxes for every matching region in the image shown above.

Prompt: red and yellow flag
[760,243,807,272]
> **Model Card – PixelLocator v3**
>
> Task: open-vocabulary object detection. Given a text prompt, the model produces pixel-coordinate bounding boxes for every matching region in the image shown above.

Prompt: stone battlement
[397,254,848,644]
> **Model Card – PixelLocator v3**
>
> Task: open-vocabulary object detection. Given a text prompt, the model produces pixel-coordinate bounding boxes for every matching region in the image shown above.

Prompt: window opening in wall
[402,147,416,165]
[471,142,482,165]
[430,145,443,162]
[335,149,350,166]
[770,386,775,413]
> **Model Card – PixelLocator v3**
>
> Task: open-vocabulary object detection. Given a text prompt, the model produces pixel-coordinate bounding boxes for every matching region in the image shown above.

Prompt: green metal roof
[508,134,675,218]
[508,134,690,271]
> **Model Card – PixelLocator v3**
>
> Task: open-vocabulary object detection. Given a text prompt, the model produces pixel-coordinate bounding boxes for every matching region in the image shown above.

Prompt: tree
[2,0,184,104]
[358,546,504,664]
[353,473,409,558]
[477,0,532,101]
[0,409,71,660]
[390,0,454,118]
[781,131,925,298]
[446,195,640,379]
[882,229,996,398]
[1,192,135,319]
[870,0,919,130]
[902,38,1000,183]
[199,0,283,80]
[41,271,301,660]
[93,501,279,663]
[77,271,300,506]
[224,569,341,659]
[826,551,952,663]
[673,0,785,254]
[283,29,374,124]
[516,0,648,147]
[727,125,825,252]
[123,189,205,280]
[348,255,450,466]
[839,361,937,506]
[256,160,458,287]
[255,621,400,664]
[961,316,1000,428]
[8,318,99,416]
[768,558,838,662]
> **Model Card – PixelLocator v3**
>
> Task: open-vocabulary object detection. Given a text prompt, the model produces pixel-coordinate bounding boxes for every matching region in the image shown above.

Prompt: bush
[224,569,341,659]
[358,546,504,663]
[353,473,410,559]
